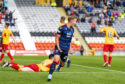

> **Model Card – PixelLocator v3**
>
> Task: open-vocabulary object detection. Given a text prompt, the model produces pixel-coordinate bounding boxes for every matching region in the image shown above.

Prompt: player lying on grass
[47,16,78,81]
[98,21,119,67]
[1,54,57,72]
[0,23,16,63]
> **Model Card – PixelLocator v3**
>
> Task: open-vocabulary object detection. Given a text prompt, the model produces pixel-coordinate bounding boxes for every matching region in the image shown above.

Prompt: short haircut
[108,21,112,26]
[5,23,9,27]
[68,16,78,22]
[60,16,65,22]
[48,54,54,59]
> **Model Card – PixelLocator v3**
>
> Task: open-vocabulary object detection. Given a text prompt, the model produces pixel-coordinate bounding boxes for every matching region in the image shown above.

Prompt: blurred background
[0,0,125,56]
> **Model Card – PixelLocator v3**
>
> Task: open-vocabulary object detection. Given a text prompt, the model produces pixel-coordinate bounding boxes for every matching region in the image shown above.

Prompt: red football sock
[0,53,5,61]
[104,54,107,63]
[7,52,14,60]
[108,56,112,64]
[10,62,21,71]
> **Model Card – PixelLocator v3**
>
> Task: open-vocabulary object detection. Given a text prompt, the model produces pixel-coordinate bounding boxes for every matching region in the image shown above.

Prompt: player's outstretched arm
[116,35,119,40]
[114,30,119,40]
[12,35,16,43]
[98,25,105,33]
[56,34,62,52]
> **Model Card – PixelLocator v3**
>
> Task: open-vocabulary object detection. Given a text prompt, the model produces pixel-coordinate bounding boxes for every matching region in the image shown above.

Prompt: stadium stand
[64,0,125,51]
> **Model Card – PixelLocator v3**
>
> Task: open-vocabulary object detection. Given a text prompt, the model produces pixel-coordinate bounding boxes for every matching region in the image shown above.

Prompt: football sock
[7,52,14,60]
[67,59,71,67]
[56,63,62,72]
[0,53,5,61]
[10,62,21,71]
[108,56,112,64]
[104,54,107,63]
[49,61,57,75]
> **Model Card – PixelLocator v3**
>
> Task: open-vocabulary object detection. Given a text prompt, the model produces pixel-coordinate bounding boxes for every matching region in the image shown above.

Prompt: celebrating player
[47,16,78,81]
[0,23,16,63]
[1,54,55,72]
[56,16,71,72]
[98,21,119,67]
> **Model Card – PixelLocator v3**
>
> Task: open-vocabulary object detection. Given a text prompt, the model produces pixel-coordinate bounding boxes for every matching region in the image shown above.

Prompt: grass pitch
[0,56,125,84]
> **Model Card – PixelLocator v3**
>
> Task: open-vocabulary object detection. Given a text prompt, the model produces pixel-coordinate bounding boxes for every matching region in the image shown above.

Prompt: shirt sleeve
[57,27,63,35]
[10,30,13,36]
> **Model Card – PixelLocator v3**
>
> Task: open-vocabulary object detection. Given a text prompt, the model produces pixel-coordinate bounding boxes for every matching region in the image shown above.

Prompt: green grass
[0,56,125,84]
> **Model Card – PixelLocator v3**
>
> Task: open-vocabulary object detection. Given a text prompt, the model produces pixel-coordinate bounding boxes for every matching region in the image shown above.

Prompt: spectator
[113,4,118,11]
[107,9,111,16]
[86,4,93,12]
[97,17,101,25]
[107,0,111,6]
[91,21,96,32]
[0,5,2,12]
[100,0,104,7]
[95,11,100,16]
[89,12,94,17]
[80,45,84,56]
[5,10,9,22]
[64,4,70,15]
[123,1,125,7]
[74,11,79,17]
[88,17,93,23]
[10,17,17,27]
[78,7,84,14]
[9,10,15,23]
[70,11,75,16]
[0,0,3,7]
[115,12,119,18]
[107,3,113,9]
[2,7,5,15]
[0,12,2,23]
[120,12,125,19]
[105,17,109,25]
[116,0,121,7]
[99,12,104,25]
[81,16,86,23]
[103,6,107,13]
[71,0,75,7]
[3,0,8,11]
[104,12,108,18]
[95,2,99,8]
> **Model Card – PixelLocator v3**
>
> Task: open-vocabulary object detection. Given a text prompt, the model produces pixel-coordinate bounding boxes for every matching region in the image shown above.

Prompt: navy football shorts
[53,46,69,62]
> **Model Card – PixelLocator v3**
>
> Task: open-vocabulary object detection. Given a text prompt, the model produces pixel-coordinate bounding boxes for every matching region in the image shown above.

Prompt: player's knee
[109,52,112,57]
[2,51,5,54]
[103,52,107,55]
[54,55,60,62]
[6,50,9,53]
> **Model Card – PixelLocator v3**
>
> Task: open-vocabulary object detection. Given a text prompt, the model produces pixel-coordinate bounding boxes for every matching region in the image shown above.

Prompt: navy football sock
[56,63,61,72]
[49,63,56,74]
[67,59,71,67]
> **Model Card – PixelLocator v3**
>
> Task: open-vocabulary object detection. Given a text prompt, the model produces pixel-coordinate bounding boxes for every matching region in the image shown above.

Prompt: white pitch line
[0,71,123,74]
[71,64,125,74]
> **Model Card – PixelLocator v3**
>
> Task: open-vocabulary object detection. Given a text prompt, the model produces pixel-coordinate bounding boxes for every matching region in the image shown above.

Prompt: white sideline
[71,64,125,74]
